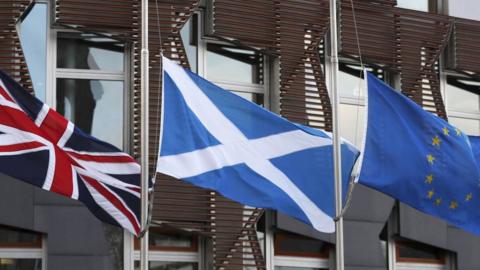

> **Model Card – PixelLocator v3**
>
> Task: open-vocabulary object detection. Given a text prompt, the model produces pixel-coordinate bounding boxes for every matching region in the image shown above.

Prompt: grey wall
[0,174,122,270]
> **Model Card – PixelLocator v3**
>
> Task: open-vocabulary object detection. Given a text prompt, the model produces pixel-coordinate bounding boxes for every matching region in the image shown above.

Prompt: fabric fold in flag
[0,70,143,235]
[157,57,360,233]
[358,72,480,235]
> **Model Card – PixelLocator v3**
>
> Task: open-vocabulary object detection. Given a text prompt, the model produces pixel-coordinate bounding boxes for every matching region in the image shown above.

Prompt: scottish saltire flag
[0,70,142,235]
[156,57,359,232]
[358,72,480,235]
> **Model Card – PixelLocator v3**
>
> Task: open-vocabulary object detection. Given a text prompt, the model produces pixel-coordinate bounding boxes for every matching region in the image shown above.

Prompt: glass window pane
[338,63,384,98]
[19,3,48,101]
[396,0,429,12]
[448,117,480,136]
[206,43,263,84]
[275,233,329,257]
[0,227,41,247]
[397,241,445,263]
[446,76,480,112]
[180,15,198,73]
[448,0,480,21]
[275,267,325,270]
[339,104,365,148]
[56,79,124,149]
[0,259,42,270]
[134,261,198,270]
[232,91,264,106]
[57,33,124,72]
[149,232,194,250]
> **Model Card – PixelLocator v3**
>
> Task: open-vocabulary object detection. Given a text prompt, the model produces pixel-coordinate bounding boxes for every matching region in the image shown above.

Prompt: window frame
[441,70,480,136]
[124,229,202,270]
[395,240,446,265]
[197,10,271,109]
[0,226,46,270]
[49,28,132,151]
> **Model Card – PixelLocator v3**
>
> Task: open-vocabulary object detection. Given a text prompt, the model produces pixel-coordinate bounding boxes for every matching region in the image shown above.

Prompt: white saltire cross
[157,57,336,232]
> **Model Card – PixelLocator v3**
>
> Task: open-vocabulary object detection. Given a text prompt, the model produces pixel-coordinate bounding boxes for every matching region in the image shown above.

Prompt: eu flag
[156,57,359,233]
[359,72,480,235]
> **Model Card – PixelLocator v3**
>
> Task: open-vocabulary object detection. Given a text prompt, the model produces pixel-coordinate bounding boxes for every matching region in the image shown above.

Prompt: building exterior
[1,0,480,269]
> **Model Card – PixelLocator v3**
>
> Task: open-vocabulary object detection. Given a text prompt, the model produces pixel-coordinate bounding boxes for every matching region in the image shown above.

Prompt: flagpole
[140,0,149,269]
[329,0,345,269]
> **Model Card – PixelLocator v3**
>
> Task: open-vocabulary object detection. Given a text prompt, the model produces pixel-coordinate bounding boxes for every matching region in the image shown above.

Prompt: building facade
[1,0,480,269]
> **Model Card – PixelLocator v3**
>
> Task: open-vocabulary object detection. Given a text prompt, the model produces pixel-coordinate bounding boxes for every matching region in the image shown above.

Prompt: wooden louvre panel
[340,0,396,65]
[54,0,139,40]
[451,18,480,75]
[394,8,452,118]
[211,0,276,50]
[0,1,32,91]
[340,1,451,118]
[275,0,332,130]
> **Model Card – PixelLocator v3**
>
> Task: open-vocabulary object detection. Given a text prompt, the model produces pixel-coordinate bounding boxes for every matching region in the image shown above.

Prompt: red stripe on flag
[40,110,69,144]
[0,86,14,102]
[49,148,74,197]
[82,175,141,235]
[66,151,137,163]
[0,141,45,152]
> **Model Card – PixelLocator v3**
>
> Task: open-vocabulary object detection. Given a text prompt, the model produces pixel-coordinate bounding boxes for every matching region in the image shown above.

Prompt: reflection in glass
[57,33,124,71]
[232,91,264,106]
[448,117,480,136]
[56,79,124,149]
[397,241,445,262]
[446,76,480,112]
[134,261,198,270]
[206,43,263,84]
[19,3,48,101]
[180,15,198,73]
[0,227,40,247]
[338,63,384,98]
[396,0,429,12]
[149,231,193,249]
[275,267,324,270]
[0,259,42,270]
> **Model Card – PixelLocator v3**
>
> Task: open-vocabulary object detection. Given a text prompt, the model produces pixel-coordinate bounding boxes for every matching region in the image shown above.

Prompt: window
[55,32,129,149]
[444,74,480,135]
[448,0,480,21]
[274,232,330,270]
[0,226,44,270]
[131,228,200,270]
[396,0,437,12]
[337,62,385,146]
[19,2,48,101]
[395,240,450,270]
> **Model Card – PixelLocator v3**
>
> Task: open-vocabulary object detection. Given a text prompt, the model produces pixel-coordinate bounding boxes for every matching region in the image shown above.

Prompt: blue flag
[156,57,359,233]
[359,72,480,235]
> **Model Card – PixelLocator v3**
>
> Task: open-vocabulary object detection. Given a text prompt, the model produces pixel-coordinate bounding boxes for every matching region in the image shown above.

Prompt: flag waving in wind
[157,57,359,233]
[358,72,480,235]
[0,70,142,235]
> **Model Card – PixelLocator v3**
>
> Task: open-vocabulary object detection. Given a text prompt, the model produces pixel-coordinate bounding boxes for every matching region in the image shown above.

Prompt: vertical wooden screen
[0,1,32,91]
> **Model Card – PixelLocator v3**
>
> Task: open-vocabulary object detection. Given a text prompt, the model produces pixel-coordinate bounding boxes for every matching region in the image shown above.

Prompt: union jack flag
[0,70,142,235]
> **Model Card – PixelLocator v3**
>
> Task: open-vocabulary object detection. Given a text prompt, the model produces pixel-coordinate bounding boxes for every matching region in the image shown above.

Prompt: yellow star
[427,154,435,165]
[435,198,442,205]
[455,128,462,136]
[432,136,441,147]
[443,127,450,136]
[466,193,473,202]
[425,174,434,184]
[449,201,458,209]
[427,189,435,199]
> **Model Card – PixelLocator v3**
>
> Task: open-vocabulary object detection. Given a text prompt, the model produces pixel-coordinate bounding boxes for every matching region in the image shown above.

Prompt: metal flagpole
[140,0,149,269]
[329,0,345,270]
